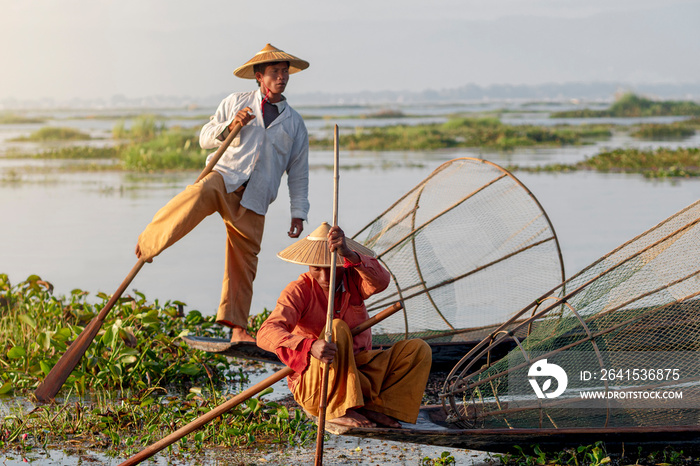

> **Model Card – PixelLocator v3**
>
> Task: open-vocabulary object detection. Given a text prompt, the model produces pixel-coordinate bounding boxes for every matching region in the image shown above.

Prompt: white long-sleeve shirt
[199,90,310,220]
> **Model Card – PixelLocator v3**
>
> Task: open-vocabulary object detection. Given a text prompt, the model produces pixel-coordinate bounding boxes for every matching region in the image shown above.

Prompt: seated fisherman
[256,222,432,428]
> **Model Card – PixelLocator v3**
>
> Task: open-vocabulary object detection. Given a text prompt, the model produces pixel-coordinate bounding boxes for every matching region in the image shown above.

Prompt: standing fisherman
[135,44,310,343]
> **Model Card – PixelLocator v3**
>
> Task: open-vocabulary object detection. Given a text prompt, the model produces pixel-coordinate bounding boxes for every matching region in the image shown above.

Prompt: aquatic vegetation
[493,442,690,466]
[0,274,315,459]
[422,451,456,465]
[0,113,45,124]
[8,146,119,160]
[0,387,315,459]
[511,147,700,178]
[113,114,165,141]
[74,112,211,121]
[362,109,407,119]
[4,126,205,172]
[552,93,700,118]
[9,126,92,142]
[0,274,307,456]
[119,128,208,172]
[310,117,612,150]
[496,443,610,466]
[0,273,236,395]
[582,147,700,177]
[631,121,696,139]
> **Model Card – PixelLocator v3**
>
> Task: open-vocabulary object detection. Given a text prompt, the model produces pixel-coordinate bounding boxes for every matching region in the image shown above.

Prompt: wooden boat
[183,327,518,372]
[182,336,282,365]
[325,405,700,455]
[186,199,700,457]
[181,335,512,371]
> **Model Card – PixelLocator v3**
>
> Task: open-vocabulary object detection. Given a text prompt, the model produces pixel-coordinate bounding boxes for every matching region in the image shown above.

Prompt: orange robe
[257,254,432,423]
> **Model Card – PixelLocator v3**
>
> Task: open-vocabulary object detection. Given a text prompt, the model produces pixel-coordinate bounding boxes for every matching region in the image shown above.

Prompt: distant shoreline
[3,81,700,111]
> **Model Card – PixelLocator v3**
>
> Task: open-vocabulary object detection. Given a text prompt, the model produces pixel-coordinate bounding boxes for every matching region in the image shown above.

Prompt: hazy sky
[1,0,698,101]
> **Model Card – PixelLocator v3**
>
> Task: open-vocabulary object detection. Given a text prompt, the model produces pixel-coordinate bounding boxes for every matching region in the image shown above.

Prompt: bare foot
[357,408,402,428]
[327,409,376,428]
[229,326,256,343]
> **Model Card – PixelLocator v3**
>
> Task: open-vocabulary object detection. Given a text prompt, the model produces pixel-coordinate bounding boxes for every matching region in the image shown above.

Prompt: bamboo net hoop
[352,157,566,344]
[440,199,700,430]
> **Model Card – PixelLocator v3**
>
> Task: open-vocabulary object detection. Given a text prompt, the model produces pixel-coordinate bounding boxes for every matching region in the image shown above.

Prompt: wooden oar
[118,301,403,466]
[34,123,244,402]
[314,125,340,466]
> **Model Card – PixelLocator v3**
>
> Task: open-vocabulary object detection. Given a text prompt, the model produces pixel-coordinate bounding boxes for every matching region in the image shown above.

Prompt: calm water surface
[1,150,698,318]
[2,105,699,318]
[1,107,699,465]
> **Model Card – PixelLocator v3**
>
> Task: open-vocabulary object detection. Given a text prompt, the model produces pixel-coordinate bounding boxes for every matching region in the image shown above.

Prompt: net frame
[440,199,700,430]
[352,157,566,344]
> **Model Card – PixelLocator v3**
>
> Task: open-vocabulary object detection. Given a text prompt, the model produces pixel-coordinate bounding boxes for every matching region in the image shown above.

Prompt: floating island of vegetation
[630,119,699,139]
[0,113,46,125]
[510,147,700,178]
[9,126,92,142]
[310,117,613,151]
[552,93,700,118]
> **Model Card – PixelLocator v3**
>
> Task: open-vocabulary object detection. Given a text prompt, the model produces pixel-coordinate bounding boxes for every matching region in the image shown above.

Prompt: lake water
[2,151,698,322]
[1,105,699,465]
[1,105,699,322]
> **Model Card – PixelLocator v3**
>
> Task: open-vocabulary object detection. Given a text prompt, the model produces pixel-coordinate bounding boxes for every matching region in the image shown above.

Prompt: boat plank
[182,336,283,365]
[327,406,700,454]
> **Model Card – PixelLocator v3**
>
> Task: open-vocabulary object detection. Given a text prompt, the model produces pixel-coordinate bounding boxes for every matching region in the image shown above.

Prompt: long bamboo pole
[34,123,244,402]
[314,125,340,466]
[118,301,403,466]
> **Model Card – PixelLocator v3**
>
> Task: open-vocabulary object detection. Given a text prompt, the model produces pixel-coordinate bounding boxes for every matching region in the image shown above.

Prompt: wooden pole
[35,259,145,401]
[314,125,340,466]
[118,301,403,466]
[194,124,242,183]
[34,123,244,402]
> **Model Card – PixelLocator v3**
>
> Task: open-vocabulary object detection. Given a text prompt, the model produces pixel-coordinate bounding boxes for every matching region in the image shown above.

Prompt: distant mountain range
[3,82,700,110]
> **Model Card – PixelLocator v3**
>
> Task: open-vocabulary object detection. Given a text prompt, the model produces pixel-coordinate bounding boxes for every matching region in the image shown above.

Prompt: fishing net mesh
[352,158,565,345]
[441,200,700,429]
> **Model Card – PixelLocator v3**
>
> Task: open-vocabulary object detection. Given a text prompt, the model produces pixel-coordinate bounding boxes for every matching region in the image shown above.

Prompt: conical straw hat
[277,222,376,267]
[234,44,310,79]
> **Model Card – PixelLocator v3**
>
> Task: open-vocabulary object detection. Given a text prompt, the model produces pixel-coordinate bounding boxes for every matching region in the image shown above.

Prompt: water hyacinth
[0,273,239,395]
[0,274,316,460]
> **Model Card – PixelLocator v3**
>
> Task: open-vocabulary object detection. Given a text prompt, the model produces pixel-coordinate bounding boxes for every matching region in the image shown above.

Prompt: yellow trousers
[293,319,432,424]
[137,172,265,328]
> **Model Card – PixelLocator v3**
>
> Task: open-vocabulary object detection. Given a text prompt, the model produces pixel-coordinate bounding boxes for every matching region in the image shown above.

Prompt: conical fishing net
[441,200,700,429]
[352,158,565,345]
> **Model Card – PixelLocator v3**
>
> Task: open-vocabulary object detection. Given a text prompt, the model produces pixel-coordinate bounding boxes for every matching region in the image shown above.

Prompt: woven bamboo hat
[234,44,310,79]
[277,222,376,267]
